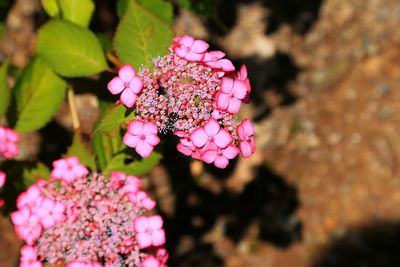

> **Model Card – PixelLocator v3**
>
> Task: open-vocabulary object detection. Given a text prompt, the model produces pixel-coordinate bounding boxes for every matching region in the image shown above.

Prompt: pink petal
[135,216,149,232]
[129,76,143,94]
[221,77,234,94]
[107,77,125,94]
[145,134,160,146]
[118,65,135,83]
[214,156,229,169]
[143,122,158,135]
[223,145,240,159]
[214,129,232,148]
[219,59,235,72]
[120,88,138,108]
[73,165,89,177]
[203,51,225,61]
[123,134,141,148]
[185,51,204,61]
[240,141,253,158]
[136,232,153,249]
[191,40,209,53]
[152,229,166,246]
[141,257,160,267]
[200,149,217,164]
[232,80,247,99]
[191,128,208,148]
[41,216,55,229]
[216,92,230,111]
[136,141,154,158]
[179,35,194,47]
[127,120,144,135]
[66,156,79,165]
[227,97,242,114]
[148,215,163,230]
[204,119,220,137]
[0,171,6,188]
[142,198,156,210]
[177,143,193,156]
[175,47,188,58]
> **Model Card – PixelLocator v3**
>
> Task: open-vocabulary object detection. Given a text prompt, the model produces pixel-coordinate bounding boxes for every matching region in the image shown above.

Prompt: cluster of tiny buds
[107,35,256,168]
[0,126,19,159]
[11,156,168,267]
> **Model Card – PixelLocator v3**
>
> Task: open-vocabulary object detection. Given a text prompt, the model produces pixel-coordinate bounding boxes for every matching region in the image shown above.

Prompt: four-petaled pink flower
[11,207,42,245]
[171,35,209,61]
[50,156,89,183]
[20,245,43,267]
[237,118,256,158]
[108,64,143,108]
[203,51,235,72]
[134,215,166,249]
[215,77,247,114]
[17,184,42,210]
[35,197,66,229]
[141,249,168,267]
[123,120,160,158]
[0,171,5,188]
[201,143,240,169]
[127,191,156,210]
[191,119,232,149]
[0,127,19,159]
[235,65,251,103]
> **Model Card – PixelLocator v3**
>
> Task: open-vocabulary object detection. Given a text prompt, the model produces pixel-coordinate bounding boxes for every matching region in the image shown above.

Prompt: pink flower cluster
[107,35,255,168]
[11,157,168,267]
[0,127,19,159]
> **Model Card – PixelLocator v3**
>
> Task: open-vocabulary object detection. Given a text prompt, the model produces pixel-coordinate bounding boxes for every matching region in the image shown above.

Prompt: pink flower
[107,64,143,108]
[0,127,19,158]
[215,77,247,114]
[67,261,102,267]
[0,171,5,188]
[202,51,235,72]
[237,118,256,158]
[122,175,142,193]
[11,207,42,245]
[123,120,160,158]
[50,156,89,183]
[141,256,161,267]
[134,215,166,249]
[176,138,201,159]
[235,65,251,103]
[201,144,240,169]
[20,245,43,267]
[17,184,42,210]
[127,191,156,210]
[35,198,66,229]
[171,35,209,61]
[191,119,232,149]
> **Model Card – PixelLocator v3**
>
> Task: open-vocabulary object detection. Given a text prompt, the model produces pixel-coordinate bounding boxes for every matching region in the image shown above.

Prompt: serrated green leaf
[40,0,60,17]
[65,133,96,170]
[0,60,10,117]
[93,104,135,135]
[58,0,95,27]
[37,19,107,77]
[14,57,66,132]
[114,0,173,69]
[22,162,51,187]
[137,0,173,23]
[103,152,161,177]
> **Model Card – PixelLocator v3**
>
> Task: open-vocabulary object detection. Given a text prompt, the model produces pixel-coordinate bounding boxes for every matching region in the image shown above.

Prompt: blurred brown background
[2,0,400,266]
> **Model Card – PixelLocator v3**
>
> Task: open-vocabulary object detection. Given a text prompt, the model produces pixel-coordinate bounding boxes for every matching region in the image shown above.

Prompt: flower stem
[67,85,81,132]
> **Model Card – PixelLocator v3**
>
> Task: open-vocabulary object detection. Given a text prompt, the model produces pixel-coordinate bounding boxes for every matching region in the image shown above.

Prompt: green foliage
[138,0,173,23]
[114,0,173,69]
[0,60,10,117]
[65,133,96,170]
[116,0,128,17]
[93,104,135,136]
[40,0,60,17]
[37,19,107,77]
[103,152,162,177]
[58,0,95,27]
[22,162,51,187]
[14,57,66,132]
[96,33,113,53]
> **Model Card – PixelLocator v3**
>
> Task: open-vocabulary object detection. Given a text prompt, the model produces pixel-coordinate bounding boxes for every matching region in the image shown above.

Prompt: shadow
[312,221,400,267]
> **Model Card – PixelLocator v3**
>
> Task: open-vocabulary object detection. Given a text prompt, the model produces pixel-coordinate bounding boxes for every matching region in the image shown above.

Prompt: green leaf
[93,104,135,135]
[114,0,173,69]
[37,19,107,77]
[103,152,162,177]
[96,33,113,53]
[58,0,95,27]
[40,0,60,17]
[64,133,96,170]
[137,0,173,23]
[22,162,51,187]
[0,60,10,117]
[14,57,66,132]
[116,0,128,17]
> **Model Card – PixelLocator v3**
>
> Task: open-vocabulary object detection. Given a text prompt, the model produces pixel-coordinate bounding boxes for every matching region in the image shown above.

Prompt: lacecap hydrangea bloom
[108,35,256,168]
[11,156,168,267]
[0,126,19,159]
